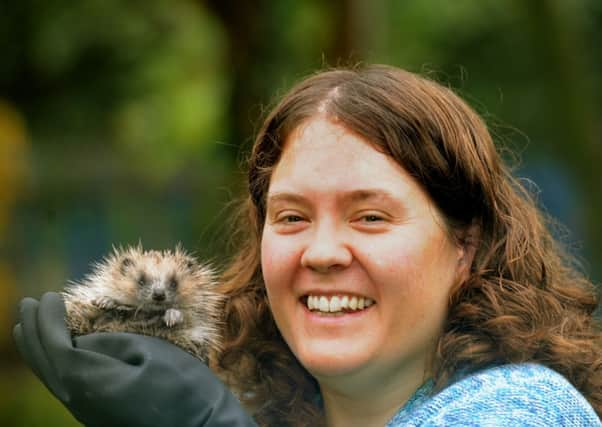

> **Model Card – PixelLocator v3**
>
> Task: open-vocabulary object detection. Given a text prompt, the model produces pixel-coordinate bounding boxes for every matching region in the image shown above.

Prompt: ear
[455,222,480,283]
[119,256,134,275]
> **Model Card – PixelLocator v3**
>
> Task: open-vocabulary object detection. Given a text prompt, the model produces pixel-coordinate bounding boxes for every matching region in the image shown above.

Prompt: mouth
[144,301,173,311]
[300,294,375,316]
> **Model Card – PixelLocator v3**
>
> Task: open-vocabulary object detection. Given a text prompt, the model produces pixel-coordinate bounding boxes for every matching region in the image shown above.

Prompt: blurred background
[1,0,601,425]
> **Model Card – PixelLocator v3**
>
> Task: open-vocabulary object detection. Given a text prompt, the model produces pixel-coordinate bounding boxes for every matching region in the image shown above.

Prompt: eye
[361,214,384,222]
[169,278,178,290]
[273,210,307,224]
[270,210,309,234]
[351,211,391,232]
[137,274,148,287]
[272,214,308,233]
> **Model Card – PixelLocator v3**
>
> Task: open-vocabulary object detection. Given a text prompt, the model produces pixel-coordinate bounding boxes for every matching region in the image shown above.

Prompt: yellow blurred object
[0,100,28,234]
[0,262,18,349]
[0,100,29,353]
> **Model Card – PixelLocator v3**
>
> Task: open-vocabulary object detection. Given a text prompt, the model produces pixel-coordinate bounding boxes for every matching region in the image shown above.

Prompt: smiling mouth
[301,294,375,314]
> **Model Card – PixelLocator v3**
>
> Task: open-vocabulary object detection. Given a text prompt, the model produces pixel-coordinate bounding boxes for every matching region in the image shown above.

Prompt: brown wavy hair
[215,65,601,426]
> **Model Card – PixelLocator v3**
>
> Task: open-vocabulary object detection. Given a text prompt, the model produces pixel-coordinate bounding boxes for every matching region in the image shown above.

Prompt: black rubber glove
[13,292,258,427]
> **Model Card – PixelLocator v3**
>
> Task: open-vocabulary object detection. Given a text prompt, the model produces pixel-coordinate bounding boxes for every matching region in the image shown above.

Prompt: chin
[294,341,375,379]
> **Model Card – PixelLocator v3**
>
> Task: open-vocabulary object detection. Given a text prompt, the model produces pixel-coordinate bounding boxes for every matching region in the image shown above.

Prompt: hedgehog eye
[137,274,148,287]
[169,278,178,290]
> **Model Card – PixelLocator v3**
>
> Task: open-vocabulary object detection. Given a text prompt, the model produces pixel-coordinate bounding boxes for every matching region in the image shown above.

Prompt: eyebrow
[266,192,308,206]
[346,189,398,203]
[266,189,399,205]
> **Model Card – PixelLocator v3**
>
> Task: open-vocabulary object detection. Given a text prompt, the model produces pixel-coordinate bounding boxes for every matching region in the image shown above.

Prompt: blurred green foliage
[1,370,79,427]
[1,0,601,425]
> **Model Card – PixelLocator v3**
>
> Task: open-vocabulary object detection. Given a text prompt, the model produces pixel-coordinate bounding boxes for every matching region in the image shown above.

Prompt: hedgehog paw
[164,309,183,327]
[92,296,117,310]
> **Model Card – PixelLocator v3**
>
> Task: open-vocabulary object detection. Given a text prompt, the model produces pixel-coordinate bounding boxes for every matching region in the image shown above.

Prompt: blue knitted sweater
[385,363,601,426]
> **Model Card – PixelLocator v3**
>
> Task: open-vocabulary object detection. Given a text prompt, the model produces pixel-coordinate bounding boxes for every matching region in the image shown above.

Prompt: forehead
[132,254,179,274]
[269,117,419,199]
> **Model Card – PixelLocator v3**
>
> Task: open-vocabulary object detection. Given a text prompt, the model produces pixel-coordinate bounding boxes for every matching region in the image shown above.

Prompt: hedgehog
[62,244,224,362]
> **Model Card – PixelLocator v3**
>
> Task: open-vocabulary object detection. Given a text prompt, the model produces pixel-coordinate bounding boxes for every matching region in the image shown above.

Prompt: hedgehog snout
[152,288,166,301]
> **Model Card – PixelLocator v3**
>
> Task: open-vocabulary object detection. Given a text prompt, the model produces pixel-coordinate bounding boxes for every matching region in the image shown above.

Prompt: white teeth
[305,294,374,313]
[329,296,341,312]
[340,295,349,309]
[319,296,329,312]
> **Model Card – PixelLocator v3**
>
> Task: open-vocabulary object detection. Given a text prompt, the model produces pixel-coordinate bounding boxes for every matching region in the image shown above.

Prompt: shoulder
[389,363,601,427]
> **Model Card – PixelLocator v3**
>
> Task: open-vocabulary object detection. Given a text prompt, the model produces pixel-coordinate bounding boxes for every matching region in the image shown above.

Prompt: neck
[319,362,429,427]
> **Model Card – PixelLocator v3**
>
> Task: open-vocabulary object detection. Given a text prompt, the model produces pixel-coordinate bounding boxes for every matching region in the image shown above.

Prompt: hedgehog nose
[152,290,166,301]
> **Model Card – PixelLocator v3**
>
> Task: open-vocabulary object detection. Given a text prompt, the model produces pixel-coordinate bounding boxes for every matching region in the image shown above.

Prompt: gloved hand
[13,292,258,427]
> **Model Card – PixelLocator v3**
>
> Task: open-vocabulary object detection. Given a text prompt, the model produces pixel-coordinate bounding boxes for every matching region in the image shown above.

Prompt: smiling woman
[216,65,601,426]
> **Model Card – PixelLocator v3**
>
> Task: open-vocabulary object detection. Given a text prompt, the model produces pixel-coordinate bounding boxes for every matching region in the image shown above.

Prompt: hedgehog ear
[120,256,134,275]
[185,259,196,270]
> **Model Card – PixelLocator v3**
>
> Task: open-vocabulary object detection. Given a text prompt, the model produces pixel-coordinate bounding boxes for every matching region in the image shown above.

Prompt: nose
[300,222,352,273]
[152,289,166,301]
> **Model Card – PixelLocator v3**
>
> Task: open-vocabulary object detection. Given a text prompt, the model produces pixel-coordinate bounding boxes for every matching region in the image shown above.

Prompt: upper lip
[298,289,374,300]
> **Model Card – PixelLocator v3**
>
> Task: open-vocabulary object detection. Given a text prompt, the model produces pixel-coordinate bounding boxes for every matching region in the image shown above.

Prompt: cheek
[260,234,302,336]
[361,235,426,281]
[366,234,454,310]
[260,232,300,291]
[122,278,139,295]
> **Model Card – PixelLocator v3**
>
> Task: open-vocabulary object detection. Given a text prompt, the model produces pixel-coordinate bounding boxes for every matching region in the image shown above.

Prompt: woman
[214,65,601,426]
[15,65,601,426]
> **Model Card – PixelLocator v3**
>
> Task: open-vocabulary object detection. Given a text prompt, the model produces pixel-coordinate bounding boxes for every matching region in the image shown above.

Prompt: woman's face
[261,117,469,391]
